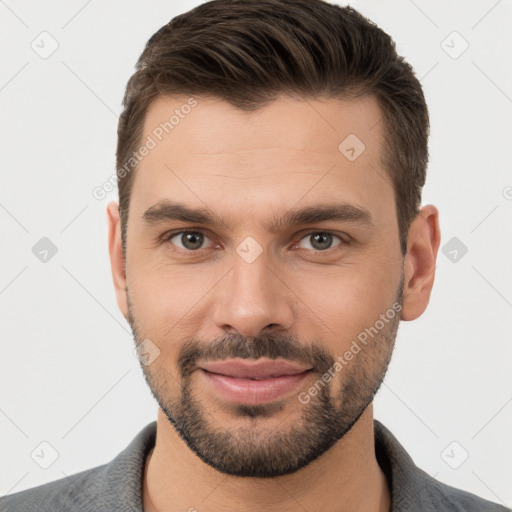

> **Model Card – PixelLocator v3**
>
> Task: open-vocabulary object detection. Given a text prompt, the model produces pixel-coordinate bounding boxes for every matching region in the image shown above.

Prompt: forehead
[130,93,393,226]
[142,93,383,160]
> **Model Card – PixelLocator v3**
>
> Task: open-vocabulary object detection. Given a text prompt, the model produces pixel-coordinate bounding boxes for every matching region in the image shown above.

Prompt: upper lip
[199,359,313,379]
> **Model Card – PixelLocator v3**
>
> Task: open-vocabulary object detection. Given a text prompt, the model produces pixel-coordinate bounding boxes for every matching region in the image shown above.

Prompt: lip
[199,358,313,379]
[197,359,313,405]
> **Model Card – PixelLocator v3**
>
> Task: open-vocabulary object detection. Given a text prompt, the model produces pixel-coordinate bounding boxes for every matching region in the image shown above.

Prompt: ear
[107,201,129,321]
[401,205,441,321]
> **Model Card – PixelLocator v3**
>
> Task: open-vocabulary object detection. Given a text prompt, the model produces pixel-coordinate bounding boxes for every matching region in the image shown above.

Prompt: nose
[212,252,295,338]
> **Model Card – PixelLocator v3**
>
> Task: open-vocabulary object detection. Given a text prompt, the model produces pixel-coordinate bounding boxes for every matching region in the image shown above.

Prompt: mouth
[197,358,314,405]
[198,358,313,379]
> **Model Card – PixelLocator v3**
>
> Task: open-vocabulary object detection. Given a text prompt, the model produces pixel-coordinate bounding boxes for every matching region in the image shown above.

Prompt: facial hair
[127,276,403,478]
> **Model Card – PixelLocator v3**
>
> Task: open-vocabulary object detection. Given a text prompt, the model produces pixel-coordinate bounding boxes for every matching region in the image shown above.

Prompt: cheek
[127,260,219,340]
[290,258,399,349]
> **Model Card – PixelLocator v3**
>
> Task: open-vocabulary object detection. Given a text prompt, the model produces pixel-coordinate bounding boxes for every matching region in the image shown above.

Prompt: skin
[107,93,440,512]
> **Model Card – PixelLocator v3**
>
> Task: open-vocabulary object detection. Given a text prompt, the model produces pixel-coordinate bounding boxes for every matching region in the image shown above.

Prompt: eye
[167,231,215,251]
[297,231,344,251]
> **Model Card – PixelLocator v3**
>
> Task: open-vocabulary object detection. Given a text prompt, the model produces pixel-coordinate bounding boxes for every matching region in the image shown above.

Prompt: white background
[1,0,511,507]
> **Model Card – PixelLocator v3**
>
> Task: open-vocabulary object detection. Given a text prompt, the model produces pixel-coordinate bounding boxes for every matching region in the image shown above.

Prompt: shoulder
[374,420,510,511]
[0,421,156,512]
[411,465,510,511]
[0,464,107,512]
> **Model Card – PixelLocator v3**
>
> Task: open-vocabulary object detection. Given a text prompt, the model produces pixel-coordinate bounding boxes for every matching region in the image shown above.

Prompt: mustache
[178,332,334,379]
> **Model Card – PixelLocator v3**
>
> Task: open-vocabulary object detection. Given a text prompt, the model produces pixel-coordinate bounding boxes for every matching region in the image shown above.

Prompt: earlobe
[400,205,441,321]
[106,201,129,320]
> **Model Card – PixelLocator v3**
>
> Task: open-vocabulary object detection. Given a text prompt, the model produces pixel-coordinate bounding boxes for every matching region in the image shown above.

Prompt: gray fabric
[1,420,509,511]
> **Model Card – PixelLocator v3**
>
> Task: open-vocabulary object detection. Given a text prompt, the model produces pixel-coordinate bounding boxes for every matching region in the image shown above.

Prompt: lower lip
[199,368,312,405]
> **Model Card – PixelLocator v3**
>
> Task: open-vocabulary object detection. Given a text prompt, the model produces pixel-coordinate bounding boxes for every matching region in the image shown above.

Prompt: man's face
[120,93,404,477]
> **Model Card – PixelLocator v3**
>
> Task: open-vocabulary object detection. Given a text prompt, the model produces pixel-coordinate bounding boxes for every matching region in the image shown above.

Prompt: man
[1,0,508,511]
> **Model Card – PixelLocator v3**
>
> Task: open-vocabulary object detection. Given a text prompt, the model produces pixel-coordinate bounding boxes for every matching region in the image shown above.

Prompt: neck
[143,405,390,512]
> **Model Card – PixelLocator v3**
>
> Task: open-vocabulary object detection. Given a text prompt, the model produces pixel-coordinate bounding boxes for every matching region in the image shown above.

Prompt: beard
[127,277,403,478]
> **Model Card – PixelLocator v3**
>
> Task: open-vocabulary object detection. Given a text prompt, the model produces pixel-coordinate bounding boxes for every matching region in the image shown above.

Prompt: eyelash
[161,229,349,255]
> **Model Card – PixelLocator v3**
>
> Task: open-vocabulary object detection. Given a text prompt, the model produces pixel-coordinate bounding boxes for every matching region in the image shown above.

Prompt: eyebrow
[141,200,373,232]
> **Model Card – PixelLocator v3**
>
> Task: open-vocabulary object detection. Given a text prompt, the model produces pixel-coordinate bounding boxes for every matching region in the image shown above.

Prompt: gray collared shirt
[1,420,509,511]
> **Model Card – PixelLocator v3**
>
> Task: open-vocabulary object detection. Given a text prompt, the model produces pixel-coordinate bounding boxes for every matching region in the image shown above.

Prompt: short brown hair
[116,0,429,256]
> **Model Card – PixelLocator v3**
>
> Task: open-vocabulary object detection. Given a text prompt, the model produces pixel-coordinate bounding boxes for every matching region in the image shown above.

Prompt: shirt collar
[104,419,442,511]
